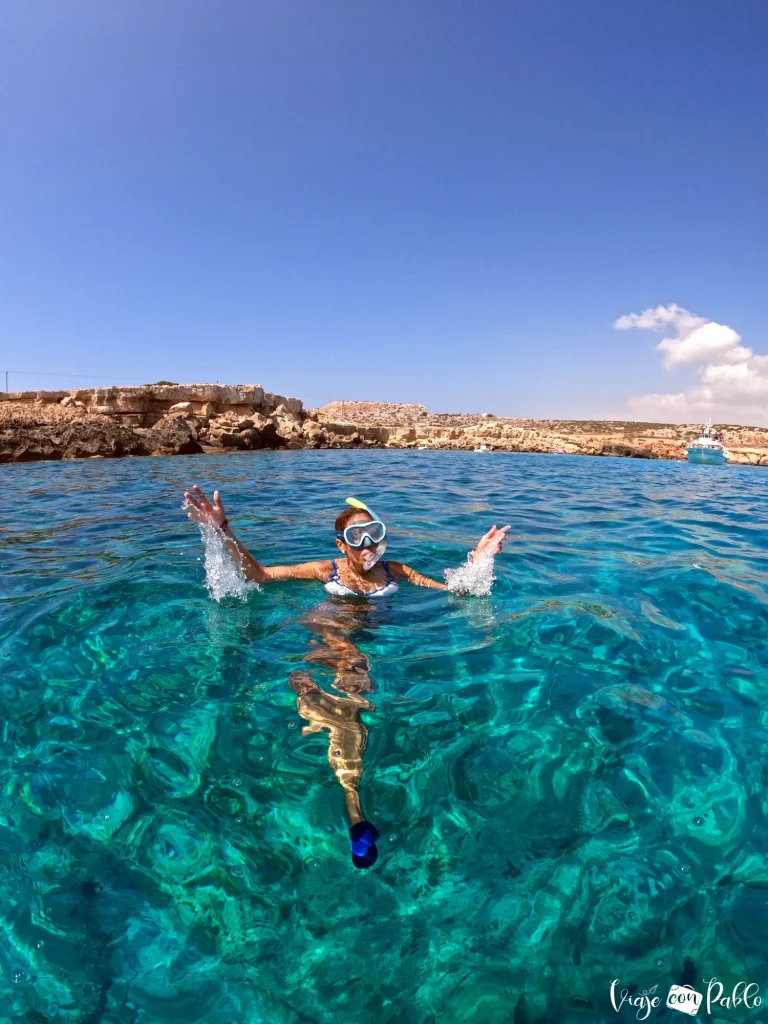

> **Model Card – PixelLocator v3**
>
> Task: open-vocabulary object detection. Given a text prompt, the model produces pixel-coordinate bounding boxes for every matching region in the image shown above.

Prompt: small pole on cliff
[4,370,7,392]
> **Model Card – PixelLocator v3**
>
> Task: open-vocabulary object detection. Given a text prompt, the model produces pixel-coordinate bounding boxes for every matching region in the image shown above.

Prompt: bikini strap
[329,559,339,582]
[383,560,394,585]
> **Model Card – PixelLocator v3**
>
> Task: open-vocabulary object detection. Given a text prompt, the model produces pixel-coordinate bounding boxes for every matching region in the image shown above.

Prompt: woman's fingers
[478,523,512,554]
[183,491,202,510]
[192,484,213,511]
[494,526,511,551]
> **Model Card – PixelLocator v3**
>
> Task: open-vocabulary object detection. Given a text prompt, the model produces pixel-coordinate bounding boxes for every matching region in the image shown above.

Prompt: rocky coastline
[2,386,768,466]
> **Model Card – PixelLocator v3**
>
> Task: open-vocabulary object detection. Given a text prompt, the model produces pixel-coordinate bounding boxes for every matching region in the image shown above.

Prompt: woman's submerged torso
[324,559,399,598]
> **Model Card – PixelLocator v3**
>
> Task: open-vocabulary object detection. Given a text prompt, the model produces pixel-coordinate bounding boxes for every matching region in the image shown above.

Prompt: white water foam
[444,552,496,596]
[196,523,260,602]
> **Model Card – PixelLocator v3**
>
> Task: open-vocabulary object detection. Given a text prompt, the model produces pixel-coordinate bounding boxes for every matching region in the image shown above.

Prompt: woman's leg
[288,670,372,825]
[291,604,380,866]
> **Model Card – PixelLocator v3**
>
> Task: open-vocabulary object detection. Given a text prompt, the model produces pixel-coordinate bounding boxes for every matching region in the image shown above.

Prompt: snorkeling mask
[336,498,387,570]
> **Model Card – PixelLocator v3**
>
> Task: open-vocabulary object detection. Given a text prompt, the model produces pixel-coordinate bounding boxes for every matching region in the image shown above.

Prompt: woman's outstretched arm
[387,562,448,589]
[183,485,331,584]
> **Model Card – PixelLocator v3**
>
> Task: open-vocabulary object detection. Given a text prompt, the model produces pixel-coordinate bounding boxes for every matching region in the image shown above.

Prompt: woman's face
[336,512,378,573]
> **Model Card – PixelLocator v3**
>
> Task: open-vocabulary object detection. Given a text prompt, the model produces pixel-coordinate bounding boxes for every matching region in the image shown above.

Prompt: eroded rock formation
[3,386,768,465]
[312,403,768,466]
[0,384,377,462]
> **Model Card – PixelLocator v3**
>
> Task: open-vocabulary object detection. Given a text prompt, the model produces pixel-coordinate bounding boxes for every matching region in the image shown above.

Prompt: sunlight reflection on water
[2,450,768,1022]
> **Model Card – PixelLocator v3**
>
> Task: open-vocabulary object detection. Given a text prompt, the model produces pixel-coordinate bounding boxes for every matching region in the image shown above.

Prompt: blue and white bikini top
[324,559,399,598]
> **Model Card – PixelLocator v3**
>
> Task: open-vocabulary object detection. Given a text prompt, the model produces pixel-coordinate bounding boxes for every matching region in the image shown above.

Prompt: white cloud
[614,303,751,369]
[615,304,768,425]
[614,303,706,336]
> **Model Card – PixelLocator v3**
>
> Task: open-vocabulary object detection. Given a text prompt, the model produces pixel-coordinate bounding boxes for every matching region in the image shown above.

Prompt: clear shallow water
[2,450,768,1023]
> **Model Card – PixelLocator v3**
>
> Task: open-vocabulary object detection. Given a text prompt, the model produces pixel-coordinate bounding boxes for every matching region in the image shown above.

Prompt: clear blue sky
[1,0,766,419]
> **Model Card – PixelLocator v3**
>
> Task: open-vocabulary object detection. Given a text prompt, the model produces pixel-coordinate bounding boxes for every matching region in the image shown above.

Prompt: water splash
[444,552,496,596]
[197,523,259,602]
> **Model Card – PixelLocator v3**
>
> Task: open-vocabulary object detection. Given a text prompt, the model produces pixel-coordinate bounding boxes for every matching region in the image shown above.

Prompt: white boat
[474,444,491,453]
[687,420,729,465]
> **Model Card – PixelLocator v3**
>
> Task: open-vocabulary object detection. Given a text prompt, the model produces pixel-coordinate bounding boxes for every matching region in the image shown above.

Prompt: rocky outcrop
[0,383,380,462]
[0,420,149,462]
[315,401,431,426]
[313,402,768,464]
[0,383,298,426]
[4,386,768,465]
[135,418,203,456]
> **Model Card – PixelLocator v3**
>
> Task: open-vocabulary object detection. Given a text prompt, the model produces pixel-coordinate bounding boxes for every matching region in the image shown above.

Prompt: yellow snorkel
[345,497,373,513]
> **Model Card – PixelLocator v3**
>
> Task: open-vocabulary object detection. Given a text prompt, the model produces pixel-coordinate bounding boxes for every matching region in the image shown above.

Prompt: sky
[1,0,766,423]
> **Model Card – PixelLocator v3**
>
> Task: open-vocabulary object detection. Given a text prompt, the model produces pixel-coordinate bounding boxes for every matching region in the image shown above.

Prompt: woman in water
[183,486,510,594]
[183,485,510,867]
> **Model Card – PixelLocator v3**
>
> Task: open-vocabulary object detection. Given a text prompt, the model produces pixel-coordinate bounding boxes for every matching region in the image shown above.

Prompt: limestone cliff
[0,384,375,462]
[312,402,768,466]
[3,386,768,465]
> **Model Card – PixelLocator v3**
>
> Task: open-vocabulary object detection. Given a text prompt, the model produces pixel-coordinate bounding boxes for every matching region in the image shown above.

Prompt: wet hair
[335,506,373,533]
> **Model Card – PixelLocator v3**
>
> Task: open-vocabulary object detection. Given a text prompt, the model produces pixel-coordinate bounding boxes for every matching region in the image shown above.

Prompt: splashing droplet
[193,521,260,602]
[445,552,496,597]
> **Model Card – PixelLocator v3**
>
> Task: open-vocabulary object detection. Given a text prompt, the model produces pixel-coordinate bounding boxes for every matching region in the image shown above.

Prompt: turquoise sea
[3,450,768,1023]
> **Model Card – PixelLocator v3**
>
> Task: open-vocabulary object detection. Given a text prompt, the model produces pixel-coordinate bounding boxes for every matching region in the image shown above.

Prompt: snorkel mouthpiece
[362,539,386,571]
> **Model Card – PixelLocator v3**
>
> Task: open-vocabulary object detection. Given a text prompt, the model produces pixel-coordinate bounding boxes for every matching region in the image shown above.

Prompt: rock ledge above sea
[0,383,378,462]
[2,386,767,465]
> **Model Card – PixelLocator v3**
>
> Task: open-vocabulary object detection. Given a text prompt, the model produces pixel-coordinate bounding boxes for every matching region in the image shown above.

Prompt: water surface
[2,450,768,1023]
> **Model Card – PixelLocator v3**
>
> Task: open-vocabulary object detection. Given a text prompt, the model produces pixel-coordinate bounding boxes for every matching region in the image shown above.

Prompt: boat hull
[687,447,727,465]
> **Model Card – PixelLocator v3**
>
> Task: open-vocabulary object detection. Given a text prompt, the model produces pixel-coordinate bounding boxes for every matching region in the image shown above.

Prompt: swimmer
[182,487,510,867]
[182,487,510,597]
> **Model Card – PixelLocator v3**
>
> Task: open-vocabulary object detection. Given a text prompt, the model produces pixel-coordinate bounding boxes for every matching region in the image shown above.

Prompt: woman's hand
[473,524,511,560]
[183,485,228,530]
